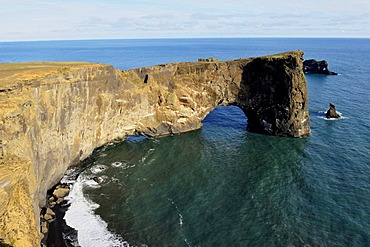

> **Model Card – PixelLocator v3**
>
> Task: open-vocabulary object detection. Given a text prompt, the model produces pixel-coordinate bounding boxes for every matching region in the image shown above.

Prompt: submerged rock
[326,103,340,118]
[93,176,104,184]
[303,59,338,75]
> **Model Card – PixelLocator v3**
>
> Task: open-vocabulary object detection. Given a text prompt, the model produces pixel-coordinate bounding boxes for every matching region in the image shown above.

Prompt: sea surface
[1,38,370,247]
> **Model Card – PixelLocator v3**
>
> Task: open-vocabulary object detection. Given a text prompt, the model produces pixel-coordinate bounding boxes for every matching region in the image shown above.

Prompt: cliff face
[0,51,309,246]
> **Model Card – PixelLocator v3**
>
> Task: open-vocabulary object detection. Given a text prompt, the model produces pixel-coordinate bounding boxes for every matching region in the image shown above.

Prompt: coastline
[41,183,79,247]
[0,51,309,246]
[45,202,79,247]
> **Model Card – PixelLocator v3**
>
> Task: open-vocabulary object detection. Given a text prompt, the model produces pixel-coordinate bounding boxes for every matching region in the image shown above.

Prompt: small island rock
[326,103,340,118]
[303,59,338,75]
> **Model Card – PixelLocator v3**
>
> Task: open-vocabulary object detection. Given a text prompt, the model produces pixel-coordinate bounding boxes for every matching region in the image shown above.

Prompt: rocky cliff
[0,51,309,246]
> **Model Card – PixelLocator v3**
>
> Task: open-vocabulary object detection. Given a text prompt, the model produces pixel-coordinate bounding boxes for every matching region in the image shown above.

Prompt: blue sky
[1,0,370,41]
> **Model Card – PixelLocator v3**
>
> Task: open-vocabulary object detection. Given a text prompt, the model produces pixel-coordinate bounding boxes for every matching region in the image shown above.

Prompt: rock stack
[303,59,338,75]
[326,103,340,118]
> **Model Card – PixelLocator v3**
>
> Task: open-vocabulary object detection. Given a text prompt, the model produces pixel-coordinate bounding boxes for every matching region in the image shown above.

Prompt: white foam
[111,161,123,167]
[61,167,81,184]
[83,178,101,189]
[111,161,136,170]
[90,164,108,174]
[179,213,184,225]
[140,148,155,164]
[64,175,128,247]
[317,111,348,120]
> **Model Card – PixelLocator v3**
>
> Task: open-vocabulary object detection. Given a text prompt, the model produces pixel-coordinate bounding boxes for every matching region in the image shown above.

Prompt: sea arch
[0,50,309,246]
[130,50,309,138]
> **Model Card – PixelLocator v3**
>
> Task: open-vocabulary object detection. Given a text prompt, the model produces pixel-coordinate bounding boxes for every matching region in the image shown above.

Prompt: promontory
[0,50,309,246]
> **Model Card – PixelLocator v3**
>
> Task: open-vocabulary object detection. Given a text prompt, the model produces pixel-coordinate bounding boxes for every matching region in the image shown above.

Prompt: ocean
[1,38,370,247]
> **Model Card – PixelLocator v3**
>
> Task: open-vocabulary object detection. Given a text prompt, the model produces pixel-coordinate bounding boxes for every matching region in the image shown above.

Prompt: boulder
[53,187,70,199]
[43,214,53,222]
[303,59,337,75]
[45,208,55,217]
[326,103,340,118]
[56,198,64,204]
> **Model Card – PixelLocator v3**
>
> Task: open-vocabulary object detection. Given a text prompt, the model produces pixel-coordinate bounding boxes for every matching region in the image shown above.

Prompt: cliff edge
[0,51,309,246]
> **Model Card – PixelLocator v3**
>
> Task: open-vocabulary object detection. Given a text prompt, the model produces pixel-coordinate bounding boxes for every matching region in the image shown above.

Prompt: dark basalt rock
[92,176,103,184]
[238,52,310,137]
[326,103,340,118]
[303,59,338,75]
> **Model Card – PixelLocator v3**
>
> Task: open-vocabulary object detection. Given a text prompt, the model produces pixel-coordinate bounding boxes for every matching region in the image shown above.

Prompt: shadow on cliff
[235,53,309,137]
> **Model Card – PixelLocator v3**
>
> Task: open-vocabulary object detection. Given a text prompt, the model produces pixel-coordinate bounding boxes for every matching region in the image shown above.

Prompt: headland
[0,51,309,246]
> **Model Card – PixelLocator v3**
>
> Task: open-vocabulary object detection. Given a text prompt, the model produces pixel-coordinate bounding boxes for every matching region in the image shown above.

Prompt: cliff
[0,51,309,246]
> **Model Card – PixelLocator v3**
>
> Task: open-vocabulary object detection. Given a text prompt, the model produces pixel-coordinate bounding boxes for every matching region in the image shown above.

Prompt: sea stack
[326,103,340,118]
[303,59,338,75]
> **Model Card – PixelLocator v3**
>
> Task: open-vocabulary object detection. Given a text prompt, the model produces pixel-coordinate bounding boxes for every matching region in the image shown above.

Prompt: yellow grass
[0,62,97,86]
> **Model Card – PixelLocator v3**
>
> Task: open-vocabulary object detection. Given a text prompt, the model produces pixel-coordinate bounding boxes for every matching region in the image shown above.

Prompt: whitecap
[179,213,184,225]
[111,161,123,168]
[64,175,127,247]
[90,164,108,174]
[83,176,101,189]
[111,161,130,169]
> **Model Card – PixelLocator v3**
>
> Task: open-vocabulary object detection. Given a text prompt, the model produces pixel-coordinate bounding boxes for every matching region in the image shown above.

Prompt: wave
[316,111,348,120]
[139,148,155,164]
[90,164,108,174]
[64,174,129,247]
[167,198,192,247]
[111,161,138,170]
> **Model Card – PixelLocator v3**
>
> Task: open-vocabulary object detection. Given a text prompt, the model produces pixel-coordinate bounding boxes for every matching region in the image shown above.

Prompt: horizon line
[1,36,370,43]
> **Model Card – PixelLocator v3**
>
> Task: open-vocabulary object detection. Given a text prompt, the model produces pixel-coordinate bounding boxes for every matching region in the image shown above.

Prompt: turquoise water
[2,38,370,246]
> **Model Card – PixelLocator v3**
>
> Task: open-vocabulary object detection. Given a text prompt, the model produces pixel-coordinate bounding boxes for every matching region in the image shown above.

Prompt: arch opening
[202,106,247,131]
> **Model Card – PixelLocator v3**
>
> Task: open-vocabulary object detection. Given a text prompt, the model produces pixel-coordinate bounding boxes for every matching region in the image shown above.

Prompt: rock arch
[0,50,309,246]
[131,50,309,138]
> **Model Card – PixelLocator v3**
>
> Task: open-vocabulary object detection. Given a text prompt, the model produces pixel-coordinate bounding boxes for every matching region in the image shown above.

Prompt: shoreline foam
[63,173,126,247]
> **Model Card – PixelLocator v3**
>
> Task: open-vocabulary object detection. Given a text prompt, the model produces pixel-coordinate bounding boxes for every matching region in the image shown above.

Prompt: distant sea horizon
[1,36,370,45]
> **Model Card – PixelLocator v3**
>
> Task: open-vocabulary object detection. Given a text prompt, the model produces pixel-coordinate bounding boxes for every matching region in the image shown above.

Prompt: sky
[1,0,370,41]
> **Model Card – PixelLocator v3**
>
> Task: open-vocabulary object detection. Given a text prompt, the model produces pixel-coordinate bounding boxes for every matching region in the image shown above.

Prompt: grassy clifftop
[0,62,103,88]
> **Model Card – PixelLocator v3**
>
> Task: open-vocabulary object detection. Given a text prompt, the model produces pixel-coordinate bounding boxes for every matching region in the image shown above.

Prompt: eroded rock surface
[0,51,309,246]
[303,59,338,75]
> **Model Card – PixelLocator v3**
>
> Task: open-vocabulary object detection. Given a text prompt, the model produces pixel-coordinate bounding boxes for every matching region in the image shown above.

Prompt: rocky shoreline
[0,51,310,246]
[40,184,79,247]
